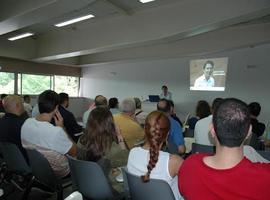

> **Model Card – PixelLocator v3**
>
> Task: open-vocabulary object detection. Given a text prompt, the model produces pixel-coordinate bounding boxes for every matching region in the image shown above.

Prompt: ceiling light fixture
[8,33,34,41]
[139,0,156,3]
[55,14,95,27]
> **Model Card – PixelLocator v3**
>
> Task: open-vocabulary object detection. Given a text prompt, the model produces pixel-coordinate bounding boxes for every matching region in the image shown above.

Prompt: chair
[257,150,270,161]
[26,149,67,200]
[123,168,175,200]
[191,143,215,154]
[0,142,33,199]
[67,155,115,200]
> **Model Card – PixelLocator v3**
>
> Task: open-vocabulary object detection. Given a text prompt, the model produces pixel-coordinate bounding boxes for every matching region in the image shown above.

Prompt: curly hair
[141,111,170,182]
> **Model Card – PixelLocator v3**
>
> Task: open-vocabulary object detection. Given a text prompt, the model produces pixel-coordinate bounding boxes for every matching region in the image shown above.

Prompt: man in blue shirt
[157,99,186,155]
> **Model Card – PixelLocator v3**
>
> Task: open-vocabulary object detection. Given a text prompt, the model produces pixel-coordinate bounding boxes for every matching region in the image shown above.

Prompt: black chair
[123,168,175,200]
[0,142,34,199]
[67,155,116,200]
[191,143,215,154]
[257,150,270,161]
[26,149,70,200]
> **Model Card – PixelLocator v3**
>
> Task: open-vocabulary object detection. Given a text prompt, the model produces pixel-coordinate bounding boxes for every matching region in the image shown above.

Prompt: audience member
[23,95,32,117]
[82,95,107,128]
[114,98,144,149]
[77,107,128,193]
[188,100,211,130]
[157,99,185,155]
[179,98,270,199]
[128,111,183,199]
[21,90,77,178]
[108,97,120,115]
[31,103,39,117]
[134,97,148,127]
[248,102,265,137]
[167,100,182,127]
[54,93,82,142]
[0,95,28,160]
[159,85,172,100]
[194,98,223,145]
[0,94,7,113]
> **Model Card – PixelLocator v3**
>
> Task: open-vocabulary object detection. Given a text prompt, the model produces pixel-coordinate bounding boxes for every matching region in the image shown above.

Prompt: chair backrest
[26,149,59,191]
[123,168,175,200]
[67,155,114,199]
[0,142,31,175]
[191,143,215,154]
[256,150,270,161]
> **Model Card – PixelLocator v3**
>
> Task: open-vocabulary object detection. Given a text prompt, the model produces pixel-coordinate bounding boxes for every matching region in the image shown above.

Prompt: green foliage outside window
[22,74,51,95]
[0,72,15,94]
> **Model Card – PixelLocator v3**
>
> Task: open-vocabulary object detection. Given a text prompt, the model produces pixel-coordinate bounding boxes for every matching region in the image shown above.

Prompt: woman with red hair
[127,111,183,199]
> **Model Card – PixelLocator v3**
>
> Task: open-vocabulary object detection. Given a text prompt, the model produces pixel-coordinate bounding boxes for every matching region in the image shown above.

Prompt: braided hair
[141,111,170,182]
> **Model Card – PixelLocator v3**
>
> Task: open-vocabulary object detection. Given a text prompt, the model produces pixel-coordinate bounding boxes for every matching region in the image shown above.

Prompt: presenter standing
[194,60,215,88]
[160,85,172,100]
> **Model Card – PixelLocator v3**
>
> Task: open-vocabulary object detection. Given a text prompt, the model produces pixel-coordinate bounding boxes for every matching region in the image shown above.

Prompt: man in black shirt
[0,95,28,160]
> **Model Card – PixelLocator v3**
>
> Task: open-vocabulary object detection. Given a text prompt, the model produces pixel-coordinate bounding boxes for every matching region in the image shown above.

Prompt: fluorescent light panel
[139,0,156,3]
[8,33,34,41]
[55,14,95,27]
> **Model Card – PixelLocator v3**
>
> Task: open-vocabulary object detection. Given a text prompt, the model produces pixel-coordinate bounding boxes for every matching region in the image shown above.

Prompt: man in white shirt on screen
[194,60,215,88]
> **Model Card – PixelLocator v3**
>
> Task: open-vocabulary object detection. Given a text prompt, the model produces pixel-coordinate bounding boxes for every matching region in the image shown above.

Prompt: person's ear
[209,123,216,138]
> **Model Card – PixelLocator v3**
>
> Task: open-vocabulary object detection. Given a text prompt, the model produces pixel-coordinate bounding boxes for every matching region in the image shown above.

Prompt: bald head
[95,95,107,107]
[3,95,24,115]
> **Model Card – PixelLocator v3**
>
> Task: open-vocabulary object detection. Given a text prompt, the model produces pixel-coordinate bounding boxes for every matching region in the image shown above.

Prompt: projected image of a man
[194,60,215,87]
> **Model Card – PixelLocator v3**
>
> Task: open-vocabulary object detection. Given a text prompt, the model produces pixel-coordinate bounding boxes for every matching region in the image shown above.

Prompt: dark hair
[38,90,59,114]
[95,95,107,107]
[59,93,69,105]
[80,107,116,161]
[23,95,30,101]
[141,111,170,182]
[134,97,141,109]
[196,100,211,119]
[248,102,261,117]
[212,98,223,113]
[213,98,250,147]
[108,97,119,109]
[167,100,174,108]
[1,94,7,99]
[203,60,214,69]
[162,85,168,90]
[157,99,171,114]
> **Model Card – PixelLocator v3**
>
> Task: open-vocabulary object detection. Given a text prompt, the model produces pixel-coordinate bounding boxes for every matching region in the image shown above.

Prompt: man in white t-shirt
[23,95,32,117]
[194,98,223,146]
[21,90,77,177]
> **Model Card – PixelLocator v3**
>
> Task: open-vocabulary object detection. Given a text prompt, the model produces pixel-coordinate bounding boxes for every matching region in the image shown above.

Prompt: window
[0,72,15,94]
[20,74,51,95]
[54,75,79,97]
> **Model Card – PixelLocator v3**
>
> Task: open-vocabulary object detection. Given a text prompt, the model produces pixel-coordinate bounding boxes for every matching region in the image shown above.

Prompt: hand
[89,102,96,109]
[115,125,124,142]
[54,110,64,128]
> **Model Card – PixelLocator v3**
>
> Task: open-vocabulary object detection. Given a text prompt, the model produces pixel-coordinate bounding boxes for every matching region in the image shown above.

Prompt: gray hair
[121,98,136,113]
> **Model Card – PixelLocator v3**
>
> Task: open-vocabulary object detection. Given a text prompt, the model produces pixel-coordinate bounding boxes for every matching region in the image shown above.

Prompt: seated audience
[77,107,128,193]
[134,97,148,127]
[21,90,77,178]
[23,95,33,117]
[54,93,82,142]
[188,100,211,130]
[31,103,39,117]
[127,111,183,199]
[108,97,120,115]
[114,98,144,149]
[179,98,270,199]
[82,95,107,128]
[0,95,28,160]
[167,100,182,127]
[194,98,223,145]
[157,99,185,155]
[0,94,7,113]
[248,102,265,137]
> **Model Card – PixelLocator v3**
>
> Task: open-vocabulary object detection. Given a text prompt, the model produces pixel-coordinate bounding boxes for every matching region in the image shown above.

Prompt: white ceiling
[0,0,270,67]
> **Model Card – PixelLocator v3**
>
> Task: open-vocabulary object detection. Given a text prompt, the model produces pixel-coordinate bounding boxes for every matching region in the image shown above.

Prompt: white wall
[81,44,270,125]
